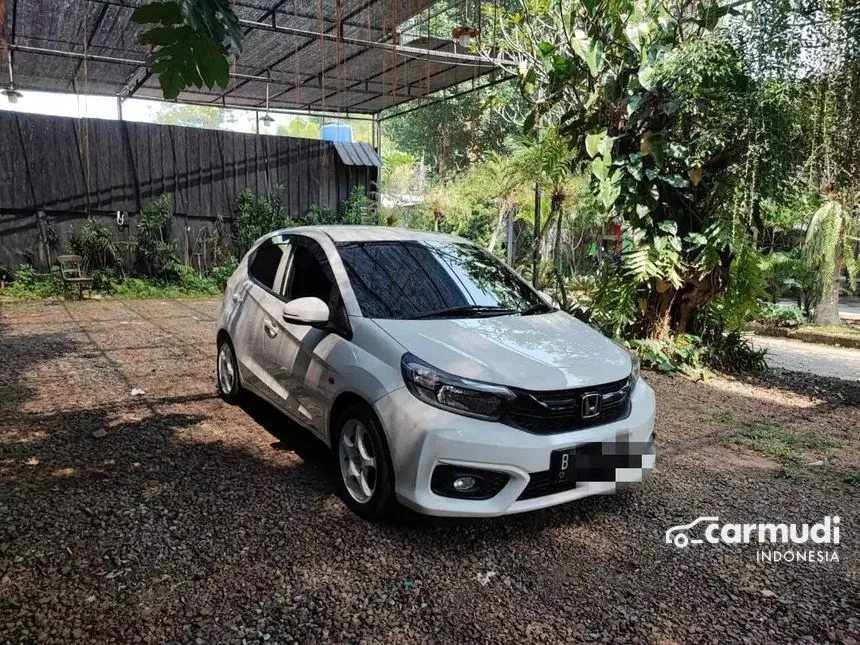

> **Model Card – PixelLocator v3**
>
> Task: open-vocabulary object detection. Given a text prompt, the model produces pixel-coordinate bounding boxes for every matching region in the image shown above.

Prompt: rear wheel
[333,404,395,520]
[216,337,241,403]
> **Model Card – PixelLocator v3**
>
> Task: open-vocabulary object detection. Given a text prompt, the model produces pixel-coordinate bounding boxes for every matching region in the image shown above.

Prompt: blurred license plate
[550,445,591,483]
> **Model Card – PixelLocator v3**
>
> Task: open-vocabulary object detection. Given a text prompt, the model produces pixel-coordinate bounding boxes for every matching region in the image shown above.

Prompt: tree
[154,103,231,129]
[798,0,860,324]
[492,0,800,338]
[384,83,518,178]
[802,199,858,324]
[278,117,322,139]
[510,128,577,299]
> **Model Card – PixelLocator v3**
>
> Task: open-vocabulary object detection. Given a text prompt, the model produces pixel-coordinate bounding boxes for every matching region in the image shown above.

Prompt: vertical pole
[532,119,542,289]
[505,210,514,266]
[533,182,542,289]
[116,96,123,121]
[255,110,260,135]
[373,113,382,209]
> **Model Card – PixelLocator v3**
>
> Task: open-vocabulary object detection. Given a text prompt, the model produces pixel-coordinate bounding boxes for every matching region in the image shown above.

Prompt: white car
[216,226,656,519]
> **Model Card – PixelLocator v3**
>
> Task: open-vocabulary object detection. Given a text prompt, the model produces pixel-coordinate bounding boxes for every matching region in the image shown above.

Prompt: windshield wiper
[410,305,520,319]
[520,302,555,316]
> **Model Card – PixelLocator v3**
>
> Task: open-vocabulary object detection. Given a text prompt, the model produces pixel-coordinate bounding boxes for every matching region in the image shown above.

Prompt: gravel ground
[753,335,860,382]
[1,298,859,644]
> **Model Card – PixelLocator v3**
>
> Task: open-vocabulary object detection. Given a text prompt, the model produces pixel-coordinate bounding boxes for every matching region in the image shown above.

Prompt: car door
[239,235,294,407]
[273,234,346,437]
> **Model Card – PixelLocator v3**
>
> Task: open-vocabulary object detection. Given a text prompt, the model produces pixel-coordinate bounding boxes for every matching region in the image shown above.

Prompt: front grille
[502,376,632,434]
[518,445,643,500]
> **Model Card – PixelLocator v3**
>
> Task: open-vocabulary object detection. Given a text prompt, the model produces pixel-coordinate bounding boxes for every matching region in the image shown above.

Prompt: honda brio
[216,226,656,519]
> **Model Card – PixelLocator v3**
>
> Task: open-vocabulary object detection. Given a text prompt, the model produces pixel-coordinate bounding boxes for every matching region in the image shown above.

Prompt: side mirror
[282,297,330,326]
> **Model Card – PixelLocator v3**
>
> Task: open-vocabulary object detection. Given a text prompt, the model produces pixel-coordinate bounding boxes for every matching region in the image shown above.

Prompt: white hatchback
[216,226,656,519]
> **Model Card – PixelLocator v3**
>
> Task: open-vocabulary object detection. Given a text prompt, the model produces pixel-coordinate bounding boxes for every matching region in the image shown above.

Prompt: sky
[0,89,373,138]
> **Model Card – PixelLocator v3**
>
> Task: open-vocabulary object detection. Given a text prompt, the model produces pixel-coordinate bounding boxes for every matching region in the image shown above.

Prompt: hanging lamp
[260,80,275,125]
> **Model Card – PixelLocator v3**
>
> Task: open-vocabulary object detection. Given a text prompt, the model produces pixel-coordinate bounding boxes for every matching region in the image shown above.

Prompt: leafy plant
[845,469,860,491]
[701,328,768,373]
[136,194,180,279]
[628,334,709,378]
[493,0,801,339]
[131,0,243,99]
[209,260,239,290]
[70,218,122,275]
[753,301,807,328]
[233,188,288,258]
[0,265,63,300]
[801,199,859,325]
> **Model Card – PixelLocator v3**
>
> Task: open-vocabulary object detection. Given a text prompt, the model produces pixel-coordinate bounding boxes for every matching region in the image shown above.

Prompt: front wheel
[216,337,241,403]
[333,404,396,520]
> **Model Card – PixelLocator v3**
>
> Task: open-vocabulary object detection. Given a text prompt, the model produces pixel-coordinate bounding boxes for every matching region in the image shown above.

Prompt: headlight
[629,351,640,389]
[401,353,515,421]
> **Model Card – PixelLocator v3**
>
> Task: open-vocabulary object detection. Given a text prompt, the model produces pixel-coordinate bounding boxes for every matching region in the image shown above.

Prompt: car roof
[278,225,471,244]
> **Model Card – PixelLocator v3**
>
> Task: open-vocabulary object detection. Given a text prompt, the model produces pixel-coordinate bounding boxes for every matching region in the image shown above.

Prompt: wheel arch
[216,328,232,346]
[328,391,382,448]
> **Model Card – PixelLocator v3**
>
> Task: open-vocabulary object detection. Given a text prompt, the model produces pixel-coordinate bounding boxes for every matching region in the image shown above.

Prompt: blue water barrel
[321,122,353,143]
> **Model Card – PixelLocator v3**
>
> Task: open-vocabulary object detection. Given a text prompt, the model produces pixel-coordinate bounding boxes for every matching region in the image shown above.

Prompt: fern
[801,199,857,304]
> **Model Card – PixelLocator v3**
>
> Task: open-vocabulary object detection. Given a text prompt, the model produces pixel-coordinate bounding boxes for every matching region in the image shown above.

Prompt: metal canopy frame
[1,0,500,116]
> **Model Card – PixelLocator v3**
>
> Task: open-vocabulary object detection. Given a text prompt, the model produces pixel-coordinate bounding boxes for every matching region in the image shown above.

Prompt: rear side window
[288,244,333,303]
[248,241,284,290]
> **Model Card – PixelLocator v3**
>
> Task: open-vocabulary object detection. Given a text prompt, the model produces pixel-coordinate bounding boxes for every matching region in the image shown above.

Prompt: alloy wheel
[218,343,235,394]
[339,419,377,504]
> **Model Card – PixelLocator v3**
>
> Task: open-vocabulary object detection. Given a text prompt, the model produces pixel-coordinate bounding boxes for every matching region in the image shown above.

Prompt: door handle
[232,293,241,303]
[263,319,278,338]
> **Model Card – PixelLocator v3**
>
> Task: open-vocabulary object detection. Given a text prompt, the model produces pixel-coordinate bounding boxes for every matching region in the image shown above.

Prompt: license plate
[549,443,601,482]
[550,445,587,483]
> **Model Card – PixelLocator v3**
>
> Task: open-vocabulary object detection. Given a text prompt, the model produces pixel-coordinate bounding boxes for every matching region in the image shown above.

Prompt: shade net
[2,0,496,114]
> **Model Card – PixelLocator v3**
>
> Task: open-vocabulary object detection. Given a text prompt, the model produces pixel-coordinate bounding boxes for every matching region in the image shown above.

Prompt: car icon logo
[581,393,601,418]
[665,516,720,548]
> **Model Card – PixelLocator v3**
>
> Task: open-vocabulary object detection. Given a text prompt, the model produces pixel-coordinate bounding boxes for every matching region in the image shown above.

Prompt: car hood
[373,311,632,390]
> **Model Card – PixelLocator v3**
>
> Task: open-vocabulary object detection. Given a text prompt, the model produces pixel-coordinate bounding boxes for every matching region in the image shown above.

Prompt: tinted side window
[287,242,333,303]
[336,242,468,318]
[248,241,284,290]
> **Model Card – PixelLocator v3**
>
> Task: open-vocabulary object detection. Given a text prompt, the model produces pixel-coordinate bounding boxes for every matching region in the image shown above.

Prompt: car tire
[332,403,396,520]
[216,337,242,404]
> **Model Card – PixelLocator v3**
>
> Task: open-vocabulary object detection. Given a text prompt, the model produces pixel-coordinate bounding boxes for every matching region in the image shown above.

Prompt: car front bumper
[374,377,657,517]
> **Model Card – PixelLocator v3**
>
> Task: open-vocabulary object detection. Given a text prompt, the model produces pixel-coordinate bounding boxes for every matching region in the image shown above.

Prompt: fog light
[452,476,477,491]
[431,465,509,499]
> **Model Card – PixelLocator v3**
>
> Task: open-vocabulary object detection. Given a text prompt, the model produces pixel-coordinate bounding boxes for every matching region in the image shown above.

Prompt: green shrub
[752,301,807,327]
[0,265,63,300]
[137,194,180,280]
[209,259,239,290]
[70,218,122,274]
[625,328,767,378]
[702,328,769,372]
[628,334,707,377]
[234,188,288,258]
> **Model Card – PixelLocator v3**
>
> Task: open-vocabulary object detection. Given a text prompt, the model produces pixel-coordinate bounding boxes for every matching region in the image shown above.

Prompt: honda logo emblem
[581,393,602,419]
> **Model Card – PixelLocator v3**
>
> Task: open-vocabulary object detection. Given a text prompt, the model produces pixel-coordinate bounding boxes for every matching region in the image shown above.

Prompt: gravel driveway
[753,335,860,382]
[1,299,858,643]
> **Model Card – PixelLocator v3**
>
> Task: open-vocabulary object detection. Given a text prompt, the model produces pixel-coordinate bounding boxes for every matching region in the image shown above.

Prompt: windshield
[336,240,549,319]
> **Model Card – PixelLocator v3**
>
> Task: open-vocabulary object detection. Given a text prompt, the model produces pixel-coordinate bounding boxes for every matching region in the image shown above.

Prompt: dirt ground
[1,298,859,644]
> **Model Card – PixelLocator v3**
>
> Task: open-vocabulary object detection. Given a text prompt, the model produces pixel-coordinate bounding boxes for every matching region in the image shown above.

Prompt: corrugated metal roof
[334,142,382,167]
[4,0,496,115]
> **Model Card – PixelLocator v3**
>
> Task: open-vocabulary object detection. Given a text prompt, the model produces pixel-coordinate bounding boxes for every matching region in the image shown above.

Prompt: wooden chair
[57,255,94,299]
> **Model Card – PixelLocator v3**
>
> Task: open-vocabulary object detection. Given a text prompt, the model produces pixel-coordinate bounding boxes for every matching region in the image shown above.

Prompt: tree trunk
[640,282,677,339]
[488,203,507,252]
[532,183,542,289]
[813,260,843,326]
